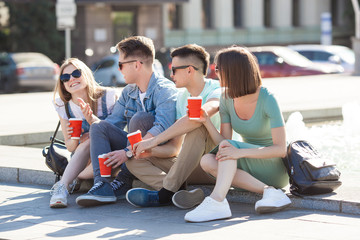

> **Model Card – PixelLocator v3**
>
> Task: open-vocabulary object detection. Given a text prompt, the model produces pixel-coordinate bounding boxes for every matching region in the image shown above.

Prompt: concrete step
[0,145,359,216]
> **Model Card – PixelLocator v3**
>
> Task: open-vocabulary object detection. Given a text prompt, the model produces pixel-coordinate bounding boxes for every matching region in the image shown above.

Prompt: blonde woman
[50,58,118,208]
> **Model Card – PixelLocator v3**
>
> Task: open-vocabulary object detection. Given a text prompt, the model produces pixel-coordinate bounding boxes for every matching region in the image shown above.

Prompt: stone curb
[0,108,342,146]
[1,165,358,216]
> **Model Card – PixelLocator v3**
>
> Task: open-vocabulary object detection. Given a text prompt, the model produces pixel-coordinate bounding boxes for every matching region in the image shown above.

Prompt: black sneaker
[110,179,132,200]
[76,181,116,207]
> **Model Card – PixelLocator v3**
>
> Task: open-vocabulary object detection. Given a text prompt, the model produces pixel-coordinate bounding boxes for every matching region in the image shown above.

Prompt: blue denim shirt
[106,72,177,136]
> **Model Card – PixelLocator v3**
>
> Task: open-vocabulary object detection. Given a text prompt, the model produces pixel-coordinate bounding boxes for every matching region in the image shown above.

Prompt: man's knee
[90,120,110,138]
[185,125,207,139]
[128,112,154,135]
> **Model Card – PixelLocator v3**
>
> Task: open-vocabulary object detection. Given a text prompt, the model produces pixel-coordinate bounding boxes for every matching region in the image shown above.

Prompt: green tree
[1,0,64,64]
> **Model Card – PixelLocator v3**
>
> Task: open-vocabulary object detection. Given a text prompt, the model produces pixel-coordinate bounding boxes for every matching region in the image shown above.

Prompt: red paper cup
[187,96,202,120]
[98,154,111,177]
[69,118,82,139]
[127,130,143,148]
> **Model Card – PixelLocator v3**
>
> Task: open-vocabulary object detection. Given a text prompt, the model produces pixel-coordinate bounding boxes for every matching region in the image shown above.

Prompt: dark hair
[116,36,155,64]
[214,46,262,98]
[171,44,210,76]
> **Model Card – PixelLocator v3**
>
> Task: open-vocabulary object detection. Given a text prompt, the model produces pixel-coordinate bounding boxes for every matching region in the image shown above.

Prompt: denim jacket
[106,72,177,136]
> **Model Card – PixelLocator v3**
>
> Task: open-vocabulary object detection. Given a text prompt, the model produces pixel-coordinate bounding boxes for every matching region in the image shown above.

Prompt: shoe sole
[255,202,291,214]
[185,214,232,223]
[50,201,67,208]
[76,196,116,207]
[172,189,205,209]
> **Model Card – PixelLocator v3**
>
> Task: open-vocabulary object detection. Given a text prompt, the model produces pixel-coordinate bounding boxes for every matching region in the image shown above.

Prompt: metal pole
[65,28,71,59]
[352,0,360,39]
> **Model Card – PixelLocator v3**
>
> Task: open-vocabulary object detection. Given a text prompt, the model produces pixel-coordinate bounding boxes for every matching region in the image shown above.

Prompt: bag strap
[50,103,71,145]
[65,102,71,119]
[50,121,61,144]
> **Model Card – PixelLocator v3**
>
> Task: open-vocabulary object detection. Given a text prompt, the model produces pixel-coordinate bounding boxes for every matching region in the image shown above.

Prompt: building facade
[72,0,354,65]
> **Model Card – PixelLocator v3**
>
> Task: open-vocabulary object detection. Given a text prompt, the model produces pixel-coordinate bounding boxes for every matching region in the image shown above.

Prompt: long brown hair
[53,58,105,116]
[215,46,262,98]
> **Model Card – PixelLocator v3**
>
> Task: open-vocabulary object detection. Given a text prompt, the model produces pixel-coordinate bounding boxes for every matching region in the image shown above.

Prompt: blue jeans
[90,112,155,183]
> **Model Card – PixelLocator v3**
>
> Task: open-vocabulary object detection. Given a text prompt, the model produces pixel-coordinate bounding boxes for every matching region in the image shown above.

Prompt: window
[233,0,243,28]
[202,0,213,29]
[331,0,338,26]
[112,10,137,42]
[168,4,182,30]
[252,52,278,65]
[264,0,271,28]
[96,60,115,70]
[292,0,300,27]
[298,51,333,61]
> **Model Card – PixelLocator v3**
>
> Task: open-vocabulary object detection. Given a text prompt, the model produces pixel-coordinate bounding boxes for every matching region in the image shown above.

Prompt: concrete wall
[137,5,163,50]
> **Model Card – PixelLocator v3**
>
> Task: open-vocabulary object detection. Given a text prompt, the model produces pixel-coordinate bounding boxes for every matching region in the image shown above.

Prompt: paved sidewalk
[0,182,359,240]
[0,73,359,236]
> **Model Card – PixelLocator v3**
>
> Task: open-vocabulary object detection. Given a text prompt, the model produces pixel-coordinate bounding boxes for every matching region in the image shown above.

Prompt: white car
[288,44,355,73]
[92,54,164,87]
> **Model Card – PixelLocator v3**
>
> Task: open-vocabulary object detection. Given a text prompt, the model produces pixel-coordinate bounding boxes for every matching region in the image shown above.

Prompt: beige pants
[126,125,216,191]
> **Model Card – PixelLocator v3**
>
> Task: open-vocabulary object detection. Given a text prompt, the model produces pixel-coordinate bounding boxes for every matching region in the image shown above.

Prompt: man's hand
[189,107,210,124]
[103,150,127,168]
[133,137,156,157]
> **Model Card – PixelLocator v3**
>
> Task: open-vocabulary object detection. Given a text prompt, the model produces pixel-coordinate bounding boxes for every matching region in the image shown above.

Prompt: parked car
[0,52,58,93]
[247,46,343,78]
[92,53,165,87]
[288,44,355,73]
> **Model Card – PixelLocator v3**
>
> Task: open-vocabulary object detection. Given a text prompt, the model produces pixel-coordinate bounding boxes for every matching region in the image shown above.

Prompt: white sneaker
[184,196,232,222]
[255,187,291,214]
[50,182,69,208]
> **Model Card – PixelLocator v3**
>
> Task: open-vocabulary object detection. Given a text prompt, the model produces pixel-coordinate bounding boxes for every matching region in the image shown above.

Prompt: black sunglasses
[118,60,143,70]
[171,65,199,75]
[60,69,82,82]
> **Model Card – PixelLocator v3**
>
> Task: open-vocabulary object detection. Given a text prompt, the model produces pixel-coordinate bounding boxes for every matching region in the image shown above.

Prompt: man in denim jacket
[76,36,178,207]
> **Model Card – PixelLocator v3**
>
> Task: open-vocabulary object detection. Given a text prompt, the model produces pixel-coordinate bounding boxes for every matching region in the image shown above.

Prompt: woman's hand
[65,121,73,140]
[216,140,242,161]
[78,98,94,124]
[133,138,156,157]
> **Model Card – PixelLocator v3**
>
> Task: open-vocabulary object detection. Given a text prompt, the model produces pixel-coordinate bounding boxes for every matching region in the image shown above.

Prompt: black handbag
[282,140,342,196]
[42,103,72,181]
[42,121,71,181]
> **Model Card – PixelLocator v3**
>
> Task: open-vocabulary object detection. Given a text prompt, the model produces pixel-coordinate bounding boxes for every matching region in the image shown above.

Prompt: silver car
[0,52,58,93]
[288,44,354,73]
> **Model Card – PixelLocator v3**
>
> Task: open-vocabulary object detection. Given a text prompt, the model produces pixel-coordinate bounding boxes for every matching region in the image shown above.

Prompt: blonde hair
[53,58,105,116]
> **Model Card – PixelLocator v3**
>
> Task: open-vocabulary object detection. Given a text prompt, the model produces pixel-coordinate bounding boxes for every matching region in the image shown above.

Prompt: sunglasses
[60,69,82,82]
[118,60,143,70]
[171,65,199,75]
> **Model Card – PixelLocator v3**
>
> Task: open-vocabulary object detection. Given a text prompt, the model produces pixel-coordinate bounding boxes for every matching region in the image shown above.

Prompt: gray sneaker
[172,188,205,209]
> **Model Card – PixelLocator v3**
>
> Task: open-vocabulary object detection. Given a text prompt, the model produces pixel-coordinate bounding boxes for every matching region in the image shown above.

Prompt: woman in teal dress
[185,46,291,222]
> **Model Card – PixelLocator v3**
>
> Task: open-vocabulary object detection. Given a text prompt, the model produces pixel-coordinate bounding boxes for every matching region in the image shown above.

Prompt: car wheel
[4,77,18,93]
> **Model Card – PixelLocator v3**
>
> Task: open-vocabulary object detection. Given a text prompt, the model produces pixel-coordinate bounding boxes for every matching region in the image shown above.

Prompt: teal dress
[213,87,289,188]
